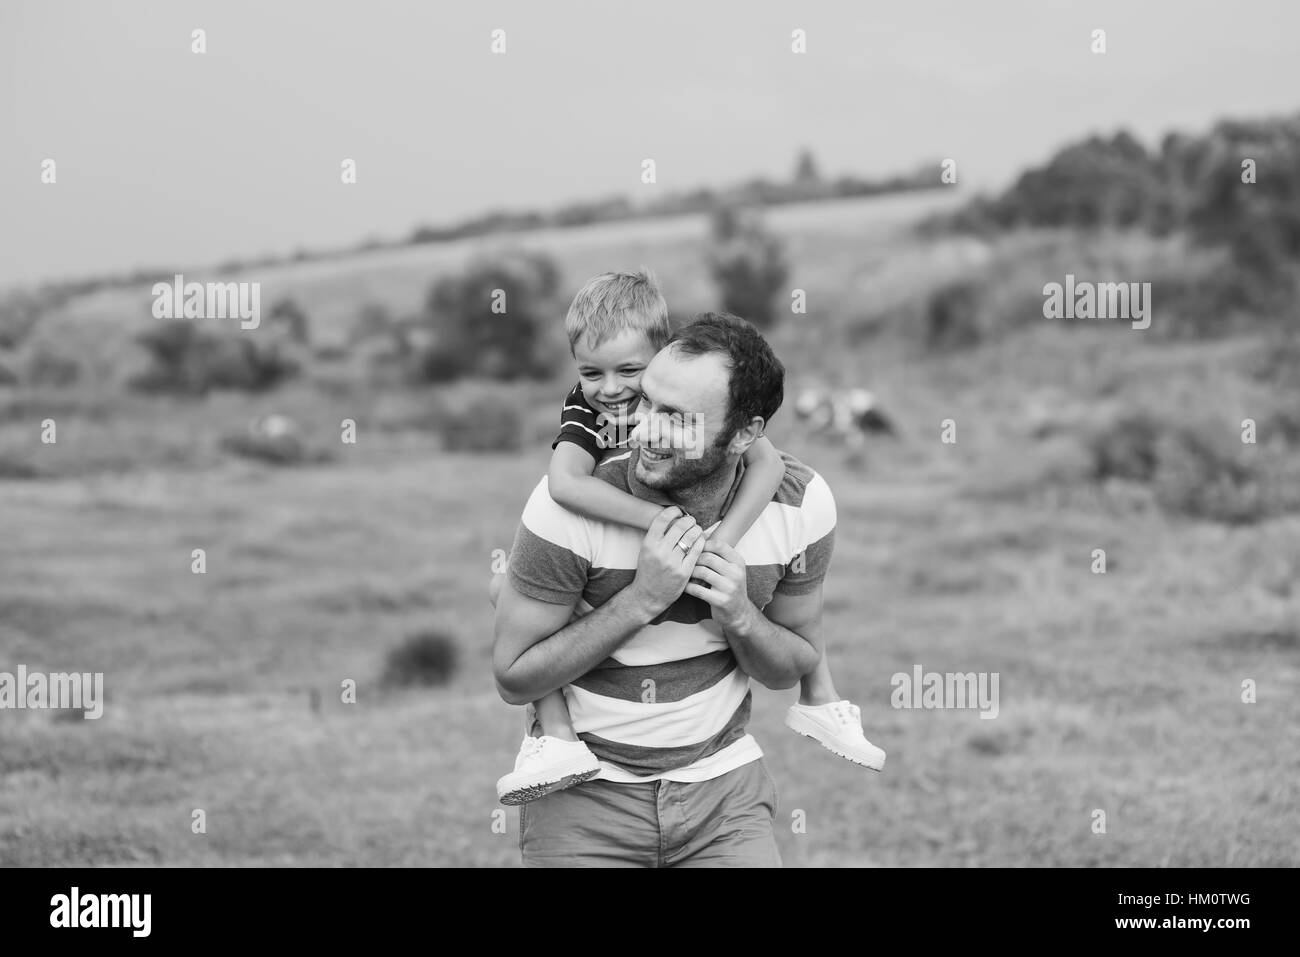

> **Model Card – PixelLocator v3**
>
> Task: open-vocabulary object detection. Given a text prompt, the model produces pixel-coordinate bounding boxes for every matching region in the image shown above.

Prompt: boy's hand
[630,507,707,616]
[685,540,754,632]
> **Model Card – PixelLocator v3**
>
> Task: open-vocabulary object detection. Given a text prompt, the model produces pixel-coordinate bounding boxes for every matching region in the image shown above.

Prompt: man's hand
[685,540,755,632]
[629,506,708,616]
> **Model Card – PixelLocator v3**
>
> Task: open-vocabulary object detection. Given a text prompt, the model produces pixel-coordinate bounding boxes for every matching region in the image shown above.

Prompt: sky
[2,0,1298,286]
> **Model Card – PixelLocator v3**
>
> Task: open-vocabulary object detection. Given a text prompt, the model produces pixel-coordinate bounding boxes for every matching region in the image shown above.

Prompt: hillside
[2,154,1298,866]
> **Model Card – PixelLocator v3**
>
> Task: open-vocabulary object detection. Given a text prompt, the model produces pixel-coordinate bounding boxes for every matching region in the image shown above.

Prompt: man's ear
[728,416,766,457]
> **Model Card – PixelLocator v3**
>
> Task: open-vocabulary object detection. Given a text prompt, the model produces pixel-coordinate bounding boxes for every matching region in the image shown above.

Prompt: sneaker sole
[498,767,600,806]
[784,710,886,771]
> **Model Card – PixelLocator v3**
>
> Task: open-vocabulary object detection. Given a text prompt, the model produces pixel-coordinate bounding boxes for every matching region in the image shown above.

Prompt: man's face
[630,347,735,491]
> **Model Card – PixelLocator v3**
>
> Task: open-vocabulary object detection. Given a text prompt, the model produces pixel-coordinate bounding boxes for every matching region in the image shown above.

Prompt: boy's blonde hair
[564,268,671,355]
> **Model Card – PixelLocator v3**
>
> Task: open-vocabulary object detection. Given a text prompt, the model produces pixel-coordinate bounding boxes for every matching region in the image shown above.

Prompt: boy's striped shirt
[506,448,836,783]
[552,383,634,460]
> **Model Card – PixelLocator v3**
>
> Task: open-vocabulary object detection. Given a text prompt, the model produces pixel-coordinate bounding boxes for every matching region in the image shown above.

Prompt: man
[493,312,838,867]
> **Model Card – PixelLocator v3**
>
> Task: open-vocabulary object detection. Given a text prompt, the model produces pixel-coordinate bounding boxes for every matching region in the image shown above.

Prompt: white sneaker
[785,701,886,770]
[496,735,602,806]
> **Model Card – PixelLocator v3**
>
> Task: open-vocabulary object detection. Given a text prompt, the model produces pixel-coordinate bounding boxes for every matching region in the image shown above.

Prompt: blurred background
[1,0,1298,866]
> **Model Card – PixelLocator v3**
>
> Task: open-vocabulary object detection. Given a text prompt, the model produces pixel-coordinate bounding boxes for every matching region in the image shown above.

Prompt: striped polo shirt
[552,383,636,460]
[506,447,836,783]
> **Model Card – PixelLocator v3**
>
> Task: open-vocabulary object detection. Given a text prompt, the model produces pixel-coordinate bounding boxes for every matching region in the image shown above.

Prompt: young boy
[491,269,885,806]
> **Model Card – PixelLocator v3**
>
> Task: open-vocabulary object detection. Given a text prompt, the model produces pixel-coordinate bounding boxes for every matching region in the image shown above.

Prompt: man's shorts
[519,758,781,867]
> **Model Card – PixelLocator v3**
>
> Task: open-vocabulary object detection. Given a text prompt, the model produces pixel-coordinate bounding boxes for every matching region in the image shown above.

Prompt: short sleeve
[505,476,592,605]
[552,383,606,460]
[774,471,837,596]
[775,528,835,596]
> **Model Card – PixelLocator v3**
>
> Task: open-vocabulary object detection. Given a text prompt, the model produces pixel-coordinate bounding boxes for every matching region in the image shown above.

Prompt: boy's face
[573,327,659,421]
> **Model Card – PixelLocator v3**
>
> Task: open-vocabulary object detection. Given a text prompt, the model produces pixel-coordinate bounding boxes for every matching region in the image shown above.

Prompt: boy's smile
[573,327,659,420]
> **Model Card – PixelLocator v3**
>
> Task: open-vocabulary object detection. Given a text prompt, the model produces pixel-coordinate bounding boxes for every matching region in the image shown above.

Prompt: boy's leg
[491,572,575,738]
[799,639,841,707]
[501,689,601,805]
[494,577,601,803]
[532,689,578,742]
[787,638,886,771]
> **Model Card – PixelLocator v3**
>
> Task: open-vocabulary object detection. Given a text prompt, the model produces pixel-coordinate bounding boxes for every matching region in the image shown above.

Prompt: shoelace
[833,702,865,737]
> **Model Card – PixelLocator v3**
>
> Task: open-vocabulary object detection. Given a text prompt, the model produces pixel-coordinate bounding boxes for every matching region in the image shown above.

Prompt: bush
[1155,259,1298,339]
[1089,414,1162,482]
[923,279,985,351]
[1151,429,1269,524]
[946,132,1171,234]
[219,414,332,466]
[0,455,40,479]
[706,205,789,330]
[0,290,42,350]
[349,302,396,346]
[25,347,81,387]
[268,298,310,344]
[416,251,560,384]
[219,432,323,466]
[936,114,1300,318]
[1086,412,1300,523]
[1248,330,1300,394]
[1182,117,1300,269]
[437,397,523,452]
[129,323,299,395]
[380,630,459,688]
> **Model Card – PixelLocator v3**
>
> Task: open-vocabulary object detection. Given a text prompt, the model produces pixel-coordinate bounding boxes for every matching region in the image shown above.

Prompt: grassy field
[2,192,1298,866]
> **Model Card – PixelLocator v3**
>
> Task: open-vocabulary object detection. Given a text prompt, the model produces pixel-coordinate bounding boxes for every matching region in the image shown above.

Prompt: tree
[793,149,821,185]
[706,205,790,330]
[417,250,561,383]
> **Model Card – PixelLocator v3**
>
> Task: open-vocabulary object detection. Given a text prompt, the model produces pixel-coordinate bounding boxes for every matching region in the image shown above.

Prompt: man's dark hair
[666,312,784,443]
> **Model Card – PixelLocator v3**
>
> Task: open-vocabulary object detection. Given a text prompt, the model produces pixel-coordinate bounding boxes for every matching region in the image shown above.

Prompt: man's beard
[636,431,733,492]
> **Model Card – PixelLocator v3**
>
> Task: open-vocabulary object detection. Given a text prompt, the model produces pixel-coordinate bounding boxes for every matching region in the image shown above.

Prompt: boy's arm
[711,435,785,547]
[549,441,663,531]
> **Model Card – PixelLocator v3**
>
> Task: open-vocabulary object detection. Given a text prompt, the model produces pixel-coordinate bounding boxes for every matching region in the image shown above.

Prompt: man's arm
[686,541,823,689]
[726,585,824,690]
[492,576,658,705]
[493,505,708,705]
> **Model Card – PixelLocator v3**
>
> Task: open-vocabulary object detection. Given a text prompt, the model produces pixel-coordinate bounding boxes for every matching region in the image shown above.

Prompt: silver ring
[677,538,691,553]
